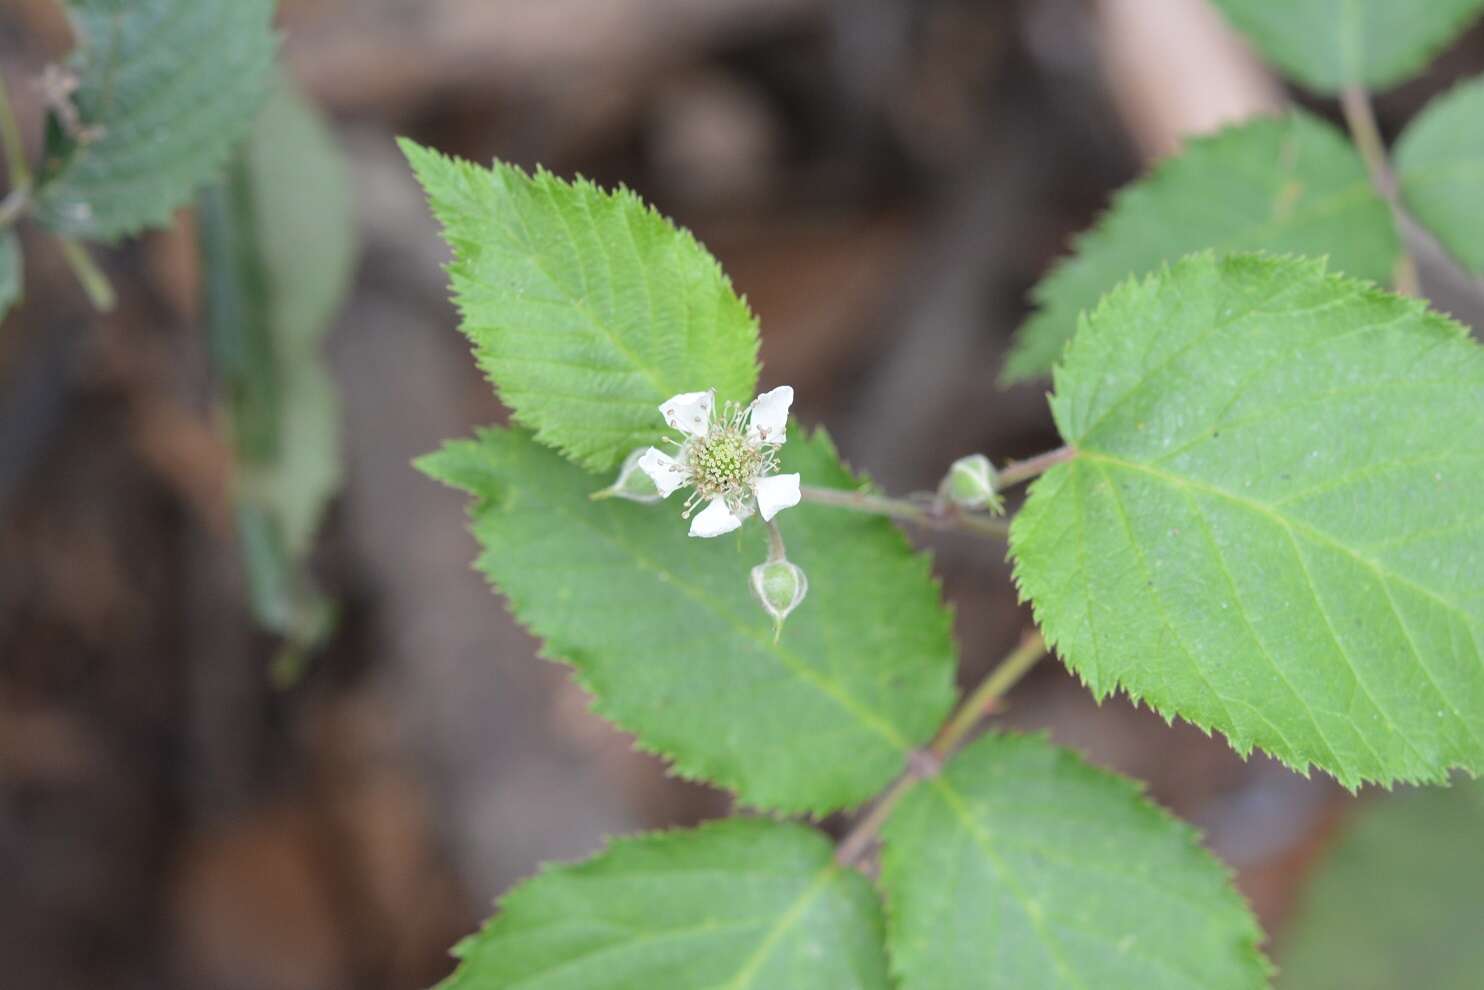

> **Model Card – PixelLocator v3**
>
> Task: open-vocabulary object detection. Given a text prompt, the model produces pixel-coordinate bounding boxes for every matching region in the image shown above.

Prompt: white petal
[754,472,801,522]
[637,447,689,498]
[689,497,743,538]
[660,390,714,436]
[747,385,794,444]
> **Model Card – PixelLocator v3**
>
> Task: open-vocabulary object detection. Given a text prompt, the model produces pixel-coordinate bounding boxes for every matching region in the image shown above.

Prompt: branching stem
[56,236,116,312]
[800,484,1009,538]
[835,629,1048,867]
[1340,85,1420,296]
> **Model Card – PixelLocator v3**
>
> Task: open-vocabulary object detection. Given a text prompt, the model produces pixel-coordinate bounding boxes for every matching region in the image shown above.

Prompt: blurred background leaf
[199,72,355,682]
[1278,779,1484,989]
[33,0,278,240]
[0,229,19,323]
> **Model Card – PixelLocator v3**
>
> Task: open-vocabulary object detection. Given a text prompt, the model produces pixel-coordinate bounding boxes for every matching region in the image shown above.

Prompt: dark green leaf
[440,819,890,990]
[1208,0,1484,92]
[881,734,1269,989]
[419,425,956,814]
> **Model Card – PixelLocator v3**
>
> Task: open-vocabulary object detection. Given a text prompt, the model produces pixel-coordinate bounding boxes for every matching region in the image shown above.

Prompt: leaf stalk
[835,629,1048,867]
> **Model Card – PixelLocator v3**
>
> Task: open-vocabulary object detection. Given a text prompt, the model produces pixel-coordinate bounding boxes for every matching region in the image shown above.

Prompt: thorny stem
[799,486,1010,538]
[1340,86,1420,296]
[56,236,116,312]
[835,629,1049,868]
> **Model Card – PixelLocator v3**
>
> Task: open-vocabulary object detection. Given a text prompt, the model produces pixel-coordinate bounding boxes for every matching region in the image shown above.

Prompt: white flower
[638,385,802,537]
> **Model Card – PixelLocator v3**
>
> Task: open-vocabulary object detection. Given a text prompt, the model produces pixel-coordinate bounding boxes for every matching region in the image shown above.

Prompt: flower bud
[750,559,808,641]
[942,454,1003,513]
[592,448,663,503]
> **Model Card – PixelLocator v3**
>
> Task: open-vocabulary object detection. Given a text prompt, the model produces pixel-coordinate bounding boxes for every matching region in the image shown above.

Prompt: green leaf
[418,425,956,815]
[402,141,760,472]
[32,0,278,240]
[1004,112,1397,382]
[1396,76,1484,275]
[879,733,1269,990]
[439,818,889,990]
[1012,253,1484,790]
[1278,778,1484,989]
[1207,0,1484,93]
[0,230,20,324]
[199,75,353,665]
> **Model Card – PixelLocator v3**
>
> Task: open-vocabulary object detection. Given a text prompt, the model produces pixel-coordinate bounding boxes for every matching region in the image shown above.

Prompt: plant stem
[799,485,1009,539]
[57,236,116,312]
[835,629,1049,867]
[0,183,30,229]
[0,68,32,190]
[1340,85,1420,296]
[764,518,787,562]
[930,629,1046,760]
[996,445,1076,489]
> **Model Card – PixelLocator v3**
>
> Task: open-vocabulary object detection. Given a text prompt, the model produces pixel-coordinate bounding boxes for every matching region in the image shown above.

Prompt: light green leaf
[33,0,278,240]
[1208,0,1484,93]
[879,733,1269,990]
[1004,112,1397,382]
[1396,76,1484,275]
[1011,253,1484,789]
[199,74,353,667]
[418,425,956,815]
[1278,778,1484,989]
[440,819,888,990]
[402,141,760,472]
[0,230,20,324]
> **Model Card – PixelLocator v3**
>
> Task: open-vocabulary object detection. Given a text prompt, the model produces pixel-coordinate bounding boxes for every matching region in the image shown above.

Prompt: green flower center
[690,429,761,498]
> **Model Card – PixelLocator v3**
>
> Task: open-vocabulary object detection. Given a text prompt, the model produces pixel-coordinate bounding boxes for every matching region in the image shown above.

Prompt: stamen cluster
[674,401,780,518]
[638,386,801,539]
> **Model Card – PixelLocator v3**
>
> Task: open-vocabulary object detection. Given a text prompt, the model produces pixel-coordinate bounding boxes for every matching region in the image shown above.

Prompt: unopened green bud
[751,559,808,641]
[943,454,1003,513]
[592,448,663,503]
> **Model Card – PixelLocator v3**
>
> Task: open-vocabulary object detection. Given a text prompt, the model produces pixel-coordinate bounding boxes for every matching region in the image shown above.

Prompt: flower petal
[747,385,793,444]
[689,497,743,538]
[754,472,801,522]
[637,447,689,498]
[660,390,714,436]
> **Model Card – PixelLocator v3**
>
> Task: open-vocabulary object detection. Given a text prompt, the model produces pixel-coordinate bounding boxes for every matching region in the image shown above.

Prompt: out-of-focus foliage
[1279,779,1484,989]
[34,0,278,240]
[1208,0,1484,93]
[1004,112,1396,382]
[0,230,19,323]
[199,74,355,678]
[1396,76,1484,275]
